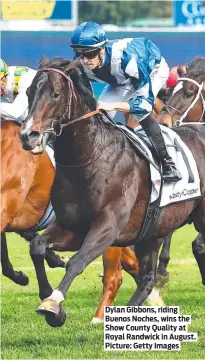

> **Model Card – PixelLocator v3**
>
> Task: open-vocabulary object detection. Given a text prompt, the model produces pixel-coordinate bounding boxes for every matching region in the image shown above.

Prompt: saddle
[116,123,201,243]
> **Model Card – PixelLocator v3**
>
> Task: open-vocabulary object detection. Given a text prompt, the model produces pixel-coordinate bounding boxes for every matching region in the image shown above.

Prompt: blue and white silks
[81,38,169,122]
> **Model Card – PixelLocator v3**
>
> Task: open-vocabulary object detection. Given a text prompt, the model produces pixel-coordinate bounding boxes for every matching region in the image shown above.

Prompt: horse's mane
[187,56,205,82]
[41,56,71,69]
[40,56,97,112]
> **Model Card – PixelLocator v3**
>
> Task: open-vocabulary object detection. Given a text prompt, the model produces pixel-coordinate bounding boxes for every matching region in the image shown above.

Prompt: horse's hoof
[156,273,169,288]
[45,305,67,328]
[91,317,104,324]
[14,271,29,286]
[36,299,60,316]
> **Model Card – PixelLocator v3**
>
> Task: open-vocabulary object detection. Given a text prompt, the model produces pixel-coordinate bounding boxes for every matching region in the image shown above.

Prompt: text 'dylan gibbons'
[104,306,197,351]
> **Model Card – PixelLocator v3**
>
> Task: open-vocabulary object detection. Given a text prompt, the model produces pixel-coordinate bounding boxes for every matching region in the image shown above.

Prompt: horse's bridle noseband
[164,77,205,126]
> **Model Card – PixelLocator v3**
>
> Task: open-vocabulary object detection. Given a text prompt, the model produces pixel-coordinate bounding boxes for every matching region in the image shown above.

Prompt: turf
[1,225,205,359]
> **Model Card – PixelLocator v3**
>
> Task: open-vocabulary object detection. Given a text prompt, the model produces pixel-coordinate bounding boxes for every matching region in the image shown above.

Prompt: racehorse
[19,57,205,328]
[156,56,205,282]
[158,56,205,127]
[1,119,67,286]
[1,118,145,320]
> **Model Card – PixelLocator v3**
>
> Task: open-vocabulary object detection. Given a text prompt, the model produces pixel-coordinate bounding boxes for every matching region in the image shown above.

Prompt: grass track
[1,225,205,359]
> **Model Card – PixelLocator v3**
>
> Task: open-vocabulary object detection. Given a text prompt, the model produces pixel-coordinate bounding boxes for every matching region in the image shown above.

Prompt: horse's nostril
[19,130,40,148]
[29,131,40,139]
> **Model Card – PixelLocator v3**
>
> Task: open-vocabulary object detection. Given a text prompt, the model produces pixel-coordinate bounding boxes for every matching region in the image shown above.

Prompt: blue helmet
[71,21,108,52]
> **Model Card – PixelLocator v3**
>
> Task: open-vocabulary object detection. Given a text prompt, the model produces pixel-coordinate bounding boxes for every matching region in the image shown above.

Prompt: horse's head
[19,55,86,154]
[158,57,205,127]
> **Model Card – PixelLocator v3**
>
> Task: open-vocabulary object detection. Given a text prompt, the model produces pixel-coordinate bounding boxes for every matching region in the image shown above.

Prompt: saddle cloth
[118,124,201,207]
[30,144,55,232]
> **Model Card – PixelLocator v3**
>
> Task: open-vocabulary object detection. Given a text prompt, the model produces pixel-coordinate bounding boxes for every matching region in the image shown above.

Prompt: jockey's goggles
[74,48,101,59]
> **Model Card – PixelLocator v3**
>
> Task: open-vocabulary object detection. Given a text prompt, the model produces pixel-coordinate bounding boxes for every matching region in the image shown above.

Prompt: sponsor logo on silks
[169,188,198,201]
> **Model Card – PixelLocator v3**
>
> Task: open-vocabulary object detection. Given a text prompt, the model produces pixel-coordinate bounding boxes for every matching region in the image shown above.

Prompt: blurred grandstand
[1,0,205,98]
[1,0,205,31]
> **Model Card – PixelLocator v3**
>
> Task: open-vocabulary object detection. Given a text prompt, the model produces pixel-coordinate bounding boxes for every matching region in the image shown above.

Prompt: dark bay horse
[1,118,148,320]
[158,56,205,127]
[19,57,205,328]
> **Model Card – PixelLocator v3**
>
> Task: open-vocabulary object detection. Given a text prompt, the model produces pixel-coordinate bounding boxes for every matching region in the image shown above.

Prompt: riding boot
[140,114,182,182]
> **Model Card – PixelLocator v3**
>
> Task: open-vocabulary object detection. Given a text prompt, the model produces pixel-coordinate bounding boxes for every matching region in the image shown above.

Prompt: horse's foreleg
[45,249,68,268]
[30,220,80,300]
[30,232,52,300]
[19,230,67,268]
[1,232,29,286]
[38,209,120,327]
[92,247,123,323]
[156,231,173,287]
[127,237,163,306]
[192,233,205,285]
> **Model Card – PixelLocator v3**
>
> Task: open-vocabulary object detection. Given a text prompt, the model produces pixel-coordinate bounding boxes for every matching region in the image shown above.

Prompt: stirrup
[162,164,182,183]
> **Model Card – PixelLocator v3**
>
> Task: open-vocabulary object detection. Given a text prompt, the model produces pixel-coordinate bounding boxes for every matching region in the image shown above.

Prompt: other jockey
[0,59,36,124]
[157,65,187,103]
[166,65,187,90]
[70,22,182,182]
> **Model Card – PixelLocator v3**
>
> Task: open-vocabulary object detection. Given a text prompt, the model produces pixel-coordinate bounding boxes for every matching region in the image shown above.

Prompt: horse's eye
[184,93,193,99]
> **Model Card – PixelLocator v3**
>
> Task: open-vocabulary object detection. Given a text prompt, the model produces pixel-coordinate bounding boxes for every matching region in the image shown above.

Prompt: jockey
[0,59,36,124]
[70,21,182,183]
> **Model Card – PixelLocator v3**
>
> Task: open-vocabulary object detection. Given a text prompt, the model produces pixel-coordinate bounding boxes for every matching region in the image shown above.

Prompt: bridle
[37,67,104,168]
[164,77,205,126]
[38,67,101,138]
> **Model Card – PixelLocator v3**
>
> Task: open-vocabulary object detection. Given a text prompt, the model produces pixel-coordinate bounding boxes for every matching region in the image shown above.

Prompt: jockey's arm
[97,101,130,112]
[126,61,155,119]
[0,90,28,123]
[98,59,154,121]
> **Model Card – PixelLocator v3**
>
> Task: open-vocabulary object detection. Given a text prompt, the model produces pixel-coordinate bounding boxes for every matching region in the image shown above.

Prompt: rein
[165,77,205,127]
[51,109,102,136]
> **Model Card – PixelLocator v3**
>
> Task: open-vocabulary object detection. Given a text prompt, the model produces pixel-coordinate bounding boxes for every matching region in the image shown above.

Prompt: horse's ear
[39,55,49,68]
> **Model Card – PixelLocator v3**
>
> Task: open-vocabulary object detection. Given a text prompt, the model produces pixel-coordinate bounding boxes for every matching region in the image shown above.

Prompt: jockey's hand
[97,101,116,112]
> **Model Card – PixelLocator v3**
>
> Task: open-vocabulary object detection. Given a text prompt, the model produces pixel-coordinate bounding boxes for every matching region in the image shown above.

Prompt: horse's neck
[54,96,111,167]
[55,116,107,167]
